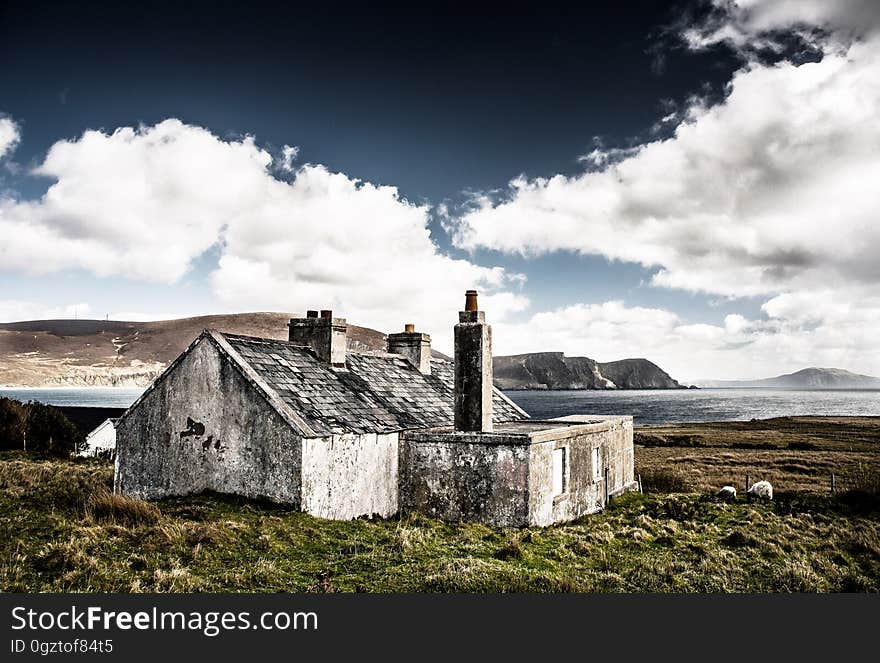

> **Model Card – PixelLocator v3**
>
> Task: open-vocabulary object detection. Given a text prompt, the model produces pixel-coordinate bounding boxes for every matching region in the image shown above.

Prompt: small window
[552,447,568,495]
[592,447,601,482]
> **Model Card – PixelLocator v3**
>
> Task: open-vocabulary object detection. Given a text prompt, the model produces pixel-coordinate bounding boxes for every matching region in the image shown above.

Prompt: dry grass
[86,490,161,527]
[634,416,880,494]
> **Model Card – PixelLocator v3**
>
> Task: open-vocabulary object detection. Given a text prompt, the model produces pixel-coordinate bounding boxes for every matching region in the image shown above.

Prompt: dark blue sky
[2,2,738,199]
[0,1,758,323]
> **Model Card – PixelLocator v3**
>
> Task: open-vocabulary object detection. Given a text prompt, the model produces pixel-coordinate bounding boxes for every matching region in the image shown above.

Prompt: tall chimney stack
[288,310,348,366]
[387,323,432,374]
[454,290,493,432]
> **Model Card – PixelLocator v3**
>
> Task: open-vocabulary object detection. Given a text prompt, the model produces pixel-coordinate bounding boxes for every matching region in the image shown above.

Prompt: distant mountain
[697,367,880,389]
[0,313,396,387]
[493,352,684,390]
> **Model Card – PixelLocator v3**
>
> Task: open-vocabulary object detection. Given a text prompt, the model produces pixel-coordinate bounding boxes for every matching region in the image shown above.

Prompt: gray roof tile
[218,332,526,436]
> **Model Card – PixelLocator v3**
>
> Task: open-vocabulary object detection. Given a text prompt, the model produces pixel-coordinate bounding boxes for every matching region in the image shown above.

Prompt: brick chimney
[387,323,432,375]
[454,290,493,432]
[288,309,347,366]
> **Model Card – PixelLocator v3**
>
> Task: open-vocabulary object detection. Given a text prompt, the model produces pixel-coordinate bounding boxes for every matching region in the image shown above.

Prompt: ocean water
[505,389,880,426]
[1,387,878,426]
[0,387,144,409]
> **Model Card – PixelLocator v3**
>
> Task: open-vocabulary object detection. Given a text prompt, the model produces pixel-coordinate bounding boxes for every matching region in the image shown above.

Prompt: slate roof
[213,331,528,437]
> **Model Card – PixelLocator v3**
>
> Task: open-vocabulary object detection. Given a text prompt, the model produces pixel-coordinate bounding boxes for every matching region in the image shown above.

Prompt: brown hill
[493,352,683,390]
[0,313,390,387]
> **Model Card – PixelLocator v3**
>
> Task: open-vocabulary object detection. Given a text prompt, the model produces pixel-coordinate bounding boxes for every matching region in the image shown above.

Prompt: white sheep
[717,485,737,500]
[747,480,773,500]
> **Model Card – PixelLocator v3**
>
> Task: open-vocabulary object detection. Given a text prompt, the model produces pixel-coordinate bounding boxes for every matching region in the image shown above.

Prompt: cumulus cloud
[450,1,880,378]
[682,0,880,53]
[454,37,880,298]
[279,144,299,172]
[0,116,20,160]
[0,118,525,350]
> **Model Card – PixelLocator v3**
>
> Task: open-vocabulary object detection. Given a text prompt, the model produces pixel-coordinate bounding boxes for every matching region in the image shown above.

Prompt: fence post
[637,473,643,494]
[831,473,836,494]
[604,467,609,505]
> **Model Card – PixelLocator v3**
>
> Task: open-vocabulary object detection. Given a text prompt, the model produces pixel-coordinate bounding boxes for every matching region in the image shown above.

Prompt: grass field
[2,416,878,593]
[635,416,880,493]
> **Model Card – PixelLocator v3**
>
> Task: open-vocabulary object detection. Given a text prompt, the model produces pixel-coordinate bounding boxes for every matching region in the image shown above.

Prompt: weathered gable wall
[115,337,303,504]
[301,432,399,519]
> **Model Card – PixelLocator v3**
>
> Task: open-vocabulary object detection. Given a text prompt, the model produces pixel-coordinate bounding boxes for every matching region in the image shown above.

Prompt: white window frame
[552,446,568,496]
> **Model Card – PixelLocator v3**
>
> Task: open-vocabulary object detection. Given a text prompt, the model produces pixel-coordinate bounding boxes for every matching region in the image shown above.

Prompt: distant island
[493,352,684,390]
[696,367,880,389]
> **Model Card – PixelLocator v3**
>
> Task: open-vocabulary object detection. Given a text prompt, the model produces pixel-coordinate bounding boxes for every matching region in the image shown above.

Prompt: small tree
[24,402,81,456]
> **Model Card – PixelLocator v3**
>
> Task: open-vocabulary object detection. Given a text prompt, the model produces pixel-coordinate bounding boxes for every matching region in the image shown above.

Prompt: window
[592,447,602,482]
[552,447,567,495]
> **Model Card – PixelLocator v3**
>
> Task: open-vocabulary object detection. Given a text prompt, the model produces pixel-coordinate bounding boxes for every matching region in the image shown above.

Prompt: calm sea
[504,389,880,425]
[0,387,143,408]
[1,387,878,426]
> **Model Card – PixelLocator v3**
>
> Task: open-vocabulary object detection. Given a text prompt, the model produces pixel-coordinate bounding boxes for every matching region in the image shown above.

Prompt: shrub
[0,398,27,450]
[841,463,880,496]
[24,402,81,456]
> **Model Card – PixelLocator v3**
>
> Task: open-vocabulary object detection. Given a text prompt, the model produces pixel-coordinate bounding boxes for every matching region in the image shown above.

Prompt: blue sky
[2,1,880,381]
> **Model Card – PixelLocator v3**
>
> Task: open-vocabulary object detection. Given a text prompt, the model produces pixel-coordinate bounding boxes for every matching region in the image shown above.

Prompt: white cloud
[449,4,880,379]
[280,144,299,171]
[682,0,880,53]
[1,120,271,282]
[209,162,527,350]
[0,117,20,160]
[493,294,880,382]
[454,36,880,299]
[0,118,525,351]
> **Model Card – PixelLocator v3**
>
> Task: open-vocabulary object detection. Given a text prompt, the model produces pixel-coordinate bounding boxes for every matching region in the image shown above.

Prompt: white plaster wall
[528,419,634,527]
[115,337,303,504]
[300,432,399,519]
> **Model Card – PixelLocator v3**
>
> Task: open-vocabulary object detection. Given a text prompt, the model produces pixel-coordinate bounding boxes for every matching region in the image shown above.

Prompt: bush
[24,402,81,456]
[0,398,27,450]
[841,463,880,496]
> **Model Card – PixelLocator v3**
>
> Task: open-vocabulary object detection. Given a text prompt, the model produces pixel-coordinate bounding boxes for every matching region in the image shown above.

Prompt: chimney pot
[464,289,479,312]
[320,309,332,318]
[404,323,415,333]
[306,310,318,318]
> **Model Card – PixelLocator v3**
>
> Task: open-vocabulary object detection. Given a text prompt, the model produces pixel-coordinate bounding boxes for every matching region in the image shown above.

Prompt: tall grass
[86,490,161,527]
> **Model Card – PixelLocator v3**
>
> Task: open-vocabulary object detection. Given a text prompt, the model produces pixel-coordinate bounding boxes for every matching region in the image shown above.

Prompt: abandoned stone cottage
[115,291,635,527]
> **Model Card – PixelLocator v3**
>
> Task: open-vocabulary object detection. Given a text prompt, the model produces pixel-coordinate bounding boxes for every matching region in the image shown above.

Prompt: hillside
[698,367,880,389]
[0,314,389,387]
[493,352,683,390]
